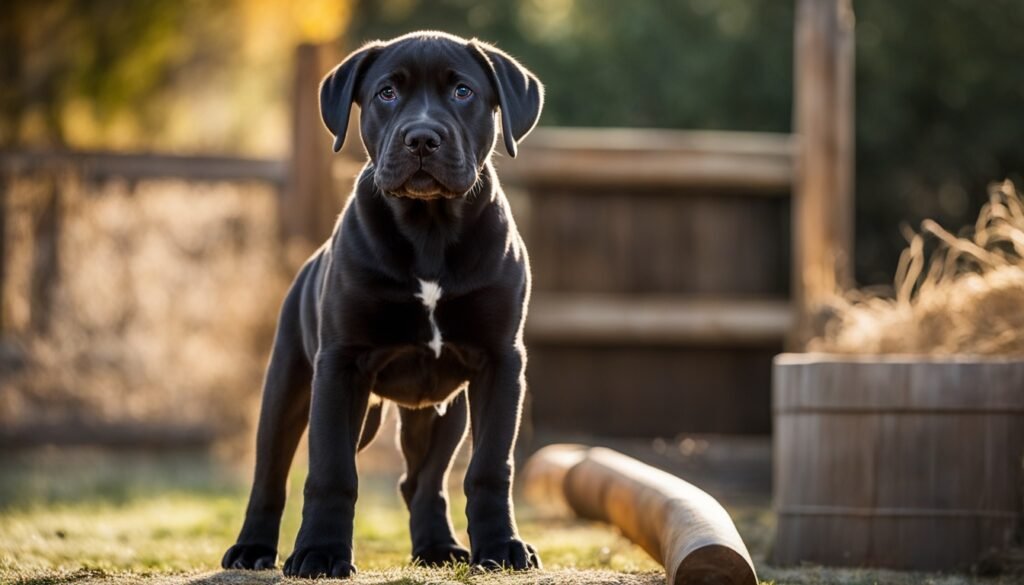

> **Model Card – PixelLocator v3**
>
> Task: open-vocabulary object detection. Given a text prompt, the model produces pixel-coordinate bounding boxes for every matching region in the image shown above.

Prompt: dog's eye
[453,84,473,100]
[378,87,397,102]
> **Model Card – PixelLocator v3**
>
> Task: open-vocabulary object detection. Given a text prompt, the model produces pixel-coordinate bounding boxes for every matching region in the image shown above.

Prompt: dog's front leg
[283,348,369,579]
[464,349,541,570]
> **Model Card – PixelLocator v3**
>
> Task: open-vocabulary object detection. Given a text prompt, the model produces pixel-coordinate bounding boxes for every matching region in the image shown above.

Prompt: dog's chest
[364,278,477,411]
[414,279,444,358]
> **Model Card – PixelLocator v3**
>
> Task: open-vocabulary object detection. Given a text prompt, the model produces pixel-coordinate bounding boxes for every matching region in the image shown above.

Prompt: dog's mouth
[395,169,459,200]
[377,165,471,201]
[374,138,479,200]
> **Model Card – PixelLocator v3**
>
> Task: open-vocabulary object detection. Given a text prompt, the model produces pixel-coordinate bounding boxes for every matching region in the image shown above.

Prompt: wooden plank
[791,0,856,346]
[0,150,287,185]
[528,345,776,435]
[527,294,792,345]
[0,421,222,450]
[497,128,794,192]
[525,189,790,296]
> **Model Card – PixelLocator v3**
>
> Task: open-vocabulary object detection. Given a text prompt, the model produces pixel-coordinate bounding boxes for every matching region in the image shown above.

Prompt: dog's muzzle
[375,123,477,200]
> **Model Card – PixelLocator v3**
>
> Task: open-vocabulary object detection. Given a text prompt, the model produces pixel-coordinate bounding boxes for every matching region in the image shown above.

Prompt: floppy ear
[320,43,379,153]
[470,41,544,158]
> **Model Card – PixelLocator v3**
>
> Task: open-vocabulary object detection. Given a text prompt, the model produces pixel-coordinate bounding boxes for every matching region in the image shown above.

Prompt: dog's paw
[413,543,471,567]
[221,542,278,570]
[472,538,541,571]
[283,547,357,579]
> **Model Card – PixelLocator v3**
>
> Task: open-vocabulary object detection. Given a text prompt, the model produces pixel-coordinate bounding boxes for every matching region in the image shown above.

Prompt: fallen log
[522,444,757,585]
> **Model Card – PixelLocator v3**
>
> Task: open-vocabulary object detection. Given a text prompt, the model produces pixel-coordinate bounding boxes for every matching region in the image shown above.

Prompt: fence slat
[0,151,287,185]
[498,128,794,192]
[528,294,792,345]
[29,178,60,333]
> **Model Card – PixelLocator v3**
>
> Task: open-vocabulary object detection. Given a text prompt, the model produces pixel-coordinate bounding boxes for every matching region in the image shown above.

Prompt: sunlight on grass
[0,449,660,584]
[3,449,1013,585]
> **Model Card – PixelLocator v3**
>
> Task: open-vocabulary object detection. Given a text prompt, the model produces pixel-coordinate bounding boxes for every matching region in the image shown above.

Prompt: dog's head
[319,31,543,200]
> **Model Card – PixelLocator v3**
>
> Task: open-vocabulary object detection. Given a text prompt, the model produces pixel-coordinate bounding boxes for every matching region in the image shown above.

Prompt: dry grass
[0,173,290,442]
[812,180,1024,355]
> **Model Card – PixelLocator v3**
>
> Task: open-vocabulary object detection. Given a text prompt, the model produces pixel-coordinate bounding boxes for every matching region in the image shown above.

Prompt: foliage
[0,0,350,155]
[0,1,235,149]
[346,0,1024,285]
[852,0,1024,283]
[2,0,1024,282]
[348,0,794,133]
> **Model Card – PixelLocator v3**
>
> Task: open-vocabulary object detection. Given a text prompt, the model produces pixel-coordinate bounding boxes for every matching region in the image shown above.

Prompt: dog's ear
[470,41,544,158]
[320,43,380,153]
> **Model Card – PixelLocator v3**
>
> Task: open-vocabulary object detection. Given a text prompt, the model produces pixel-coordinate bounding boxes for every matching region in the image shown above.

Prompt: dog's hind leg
[398,391,471,566]
[223,283,312,571]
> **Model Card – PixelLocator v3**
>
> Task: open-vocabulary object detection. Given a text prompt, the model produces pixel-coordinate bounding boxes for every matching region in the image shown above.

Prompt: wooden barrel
[772,354,1024,570]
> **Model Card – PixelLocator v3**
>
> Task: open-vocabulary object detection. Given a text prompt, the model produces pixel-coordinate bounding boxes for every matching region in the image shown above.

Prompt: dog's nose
[403,127,442,156]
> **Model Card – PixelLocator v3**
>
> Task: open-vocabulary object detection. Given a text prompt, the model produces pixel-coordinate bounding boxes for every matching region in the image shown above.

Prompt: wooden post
[0,175,6,333]
[791,0,855,346]
[523,445,758,585]
[285,43,342,252]
[30,177,60,333]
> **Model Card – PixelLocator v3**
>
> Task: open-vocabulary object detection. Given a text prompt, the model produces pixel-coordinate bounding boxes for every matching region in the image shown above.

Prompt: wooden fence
[0,151,289,448]
[0,0,853,440]
[497,129,793,435]
[0,151,288,335]
[291,0,853,436]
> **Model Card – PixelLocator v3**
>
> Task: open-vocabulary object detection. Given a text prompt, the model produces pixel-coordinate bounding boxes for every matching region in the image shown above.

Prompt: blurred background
[0,0,1019,448]
[1,1,1023,580]
[0,0,1015,499]
[4,0,1023,447]
[0,0,1019,450]
[4,0,1019,448]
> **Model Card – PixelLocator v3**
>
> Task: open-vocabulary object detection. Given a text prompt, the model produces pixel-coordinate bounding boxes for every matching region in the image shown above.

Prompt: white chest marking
[415,279,443,358]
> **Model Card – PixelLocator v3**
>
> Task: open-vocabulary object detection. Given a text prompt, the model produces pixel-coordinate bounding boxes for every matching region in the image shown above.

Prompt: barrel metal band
[777,505,1021,520]
[775,406,1024,415]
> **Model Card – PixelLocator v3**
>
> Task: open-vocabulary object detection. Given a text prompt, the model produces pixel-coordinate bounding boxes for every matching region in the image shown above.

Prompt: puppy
[221,31,543,578]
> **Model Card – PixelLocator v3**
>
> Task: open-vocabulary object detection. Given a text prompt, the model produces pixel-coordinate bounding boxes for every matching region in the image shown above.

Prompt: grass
[0,448,662,585]
[0,448,1018,585]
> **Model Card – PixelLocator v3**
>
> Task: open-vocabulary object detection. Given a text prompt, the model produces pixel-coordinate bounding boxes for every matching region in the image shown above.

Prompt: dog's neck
[357,161,499,280]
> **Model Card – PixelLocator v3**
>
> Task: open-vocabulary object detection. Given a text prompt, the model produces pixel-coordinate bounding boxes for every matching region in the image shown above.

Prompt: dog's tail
[358,398,388,452]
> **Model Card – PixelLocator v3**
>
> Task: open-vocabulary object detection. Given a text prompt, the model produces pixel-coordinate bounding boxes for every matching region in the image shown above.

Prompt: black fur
[221,31,543,579]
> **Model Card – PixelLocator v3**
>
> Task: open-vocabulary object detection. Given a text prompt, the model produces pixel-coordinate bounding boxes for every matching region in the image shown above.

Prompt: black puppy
[221,31,543,579]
